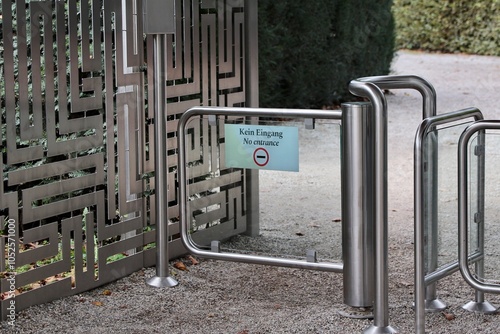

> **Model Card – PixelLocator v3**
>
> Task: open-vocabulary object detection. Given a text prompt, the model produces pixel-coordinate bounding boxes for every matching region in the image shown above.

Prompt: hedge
[258,1,395,108]
[393,0,500,56]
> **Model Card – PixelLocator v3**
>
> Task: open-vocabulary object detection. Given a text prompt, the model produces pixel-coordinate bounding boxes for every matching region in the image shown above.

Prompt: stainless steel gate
[413,108,500,333]
[0,0,258,319]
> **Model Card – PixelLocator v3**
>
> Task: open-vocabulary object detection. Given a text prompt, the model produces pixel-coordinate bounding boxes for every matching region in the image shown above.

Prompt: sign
[224,124,299,171]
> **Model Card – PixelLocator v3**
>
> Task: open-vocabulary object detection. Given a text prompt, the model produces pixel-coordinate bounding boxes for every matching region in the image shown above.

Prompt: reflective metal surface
[341,102,375,308]
[348,79,397,334]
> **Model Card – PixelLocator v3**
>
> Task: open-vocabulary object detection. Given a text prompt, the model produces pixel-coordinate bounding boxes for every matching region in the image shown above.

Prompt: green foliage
[258,1,395,108]
[393,0,500,56]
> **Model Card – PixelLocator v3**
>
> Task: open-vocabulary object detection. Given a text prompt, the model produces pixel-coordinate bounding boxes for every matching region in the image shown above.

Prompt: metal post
[356,75,444,313]
[243,0,260,237]
[143,0,177,288]
[341,102,375,308]
[348,81,397,334]
[146,33,178,288]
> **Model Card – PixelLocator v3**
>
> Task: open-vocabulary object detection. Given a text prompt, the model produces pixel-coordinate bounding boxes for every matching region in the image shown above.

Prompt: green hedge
[393,0,500,56]
[258,1,395,108]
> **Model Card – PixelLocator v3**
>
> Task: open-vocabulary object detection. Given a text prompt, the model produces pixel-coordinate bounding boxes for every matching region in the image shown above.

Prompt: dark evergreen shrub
[258,0,395,108]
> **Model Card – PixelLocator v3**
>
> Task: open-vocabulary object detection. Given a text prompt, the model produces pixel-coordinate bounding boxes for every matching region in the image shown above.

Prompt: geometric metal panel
[164,0,248,245]
[1,0,253,319]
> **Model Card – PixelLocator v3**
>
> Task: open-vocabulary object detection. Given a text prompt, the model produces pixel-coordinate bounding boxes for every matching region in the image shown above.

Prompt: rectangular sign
[224,124,299,172]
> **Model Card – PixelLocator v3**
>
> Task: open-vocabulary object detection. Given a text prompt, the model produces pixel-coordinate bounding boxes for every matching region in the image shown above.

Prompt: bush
[393,0,500,56]
[258,1,395,108]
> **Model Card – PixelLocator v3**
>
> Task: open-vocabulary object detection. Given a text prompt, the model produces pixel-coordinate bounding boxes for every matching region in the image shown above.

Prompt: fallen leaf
[92,301,103,306]
[187,255,199,265]
[398,281,413,287]
[442,311,455,321]
[103,289,112,296]
[174,261,188,271]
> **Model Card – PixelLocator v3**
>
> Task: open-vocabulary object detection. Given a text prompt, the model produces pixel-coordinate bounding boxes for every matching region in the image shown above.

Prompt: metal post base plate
[462,300,498,314]
[363,325,398,334]
[424,298,447,312]
[146,276,179,288]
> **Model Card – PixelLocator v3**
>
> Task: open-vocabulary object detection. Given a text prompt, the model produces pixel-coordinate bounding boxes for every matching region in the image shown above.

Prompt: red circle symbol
[253,147,269,167]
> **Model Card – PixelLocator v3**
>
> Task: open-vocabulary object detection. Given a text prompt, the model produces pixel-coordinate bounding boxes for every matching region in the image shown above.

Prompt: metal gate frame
[413,107,496,333]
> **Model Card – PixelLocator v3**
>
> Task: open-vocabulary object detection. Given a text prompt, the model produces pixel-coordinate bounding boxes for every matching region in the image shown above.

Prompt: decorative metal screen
[0,0,256,319]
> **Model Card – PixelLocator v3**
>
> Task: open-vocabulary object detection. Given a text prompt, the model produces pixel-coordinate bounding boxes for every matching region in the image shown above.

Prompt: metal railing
[458,121,500,295]
[178,107,344,272]
[176,97,399,333]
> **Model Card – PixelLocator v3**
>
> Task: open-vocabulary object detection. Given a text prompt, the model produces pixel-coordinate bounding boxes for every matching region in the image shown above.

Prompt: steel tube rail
[348,80,397,334]
[356,75,436,118]
[147,34,178,288]
[356,75,443,316]
[178,106,343,273]
[414,107,483,332]
[462,123,496,313]
[459,121,500,294]
[424,251,483,286]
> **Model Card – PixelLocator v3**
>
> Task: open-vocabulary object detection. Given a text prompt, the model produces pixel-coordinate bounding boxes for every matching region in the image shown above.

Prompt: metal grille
[0,0,253,318]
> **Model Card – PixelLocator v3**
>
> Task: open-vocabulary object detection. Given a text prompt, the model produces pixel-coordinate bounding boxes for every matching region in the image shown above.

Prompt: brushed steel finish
[341,102,375,308]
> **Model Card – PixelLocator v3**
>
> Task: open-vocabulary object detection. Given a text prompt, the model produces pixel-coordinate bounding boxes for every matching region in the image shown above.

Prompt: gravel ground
[3,50,500,333]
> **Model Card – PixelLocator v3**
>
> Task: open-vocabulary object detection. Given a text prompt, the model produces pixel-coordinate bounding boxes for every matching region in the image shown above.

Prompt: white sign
[224,124,299,172]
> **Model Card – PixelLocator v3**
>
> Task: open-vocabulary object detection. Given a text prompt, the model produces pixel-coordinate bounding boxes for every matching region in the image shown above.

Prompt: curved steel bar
[360,74,446,315]
[351,75,440,333]
[359,74,447,314]
[414,107,483,332]
[178,106,343,273]
[356,75,437,118]
[459,120,500,294]
[348,80,397,334]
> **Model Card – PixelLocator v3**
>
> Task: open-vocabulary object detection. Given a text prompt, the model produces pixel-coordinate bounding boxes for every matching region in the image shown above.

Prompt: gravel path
[3,51,500,333]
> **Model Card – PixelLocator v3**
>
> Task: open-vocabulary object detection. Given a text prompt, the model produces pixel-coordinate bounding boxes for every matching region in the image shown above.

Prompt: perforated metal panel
[0,0,256,318]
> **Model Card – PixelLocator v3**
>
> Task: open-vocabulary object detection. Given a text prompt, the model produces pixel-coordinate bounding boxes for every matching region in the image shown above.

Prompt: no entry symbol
[253,147,269,167]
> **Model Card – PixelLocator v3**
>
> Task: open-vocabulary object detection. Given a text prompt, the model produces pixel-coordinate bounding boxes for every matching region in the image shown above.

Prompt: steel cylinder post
[341,102,375,308]
[146,33,178,288]
[143,0,177,288]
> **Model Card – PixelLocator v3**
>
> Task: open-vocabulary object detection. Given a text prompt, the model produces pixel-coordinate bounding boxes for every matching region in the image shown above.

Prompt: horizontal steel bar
[424,251,483,285]
[179,106,343,121]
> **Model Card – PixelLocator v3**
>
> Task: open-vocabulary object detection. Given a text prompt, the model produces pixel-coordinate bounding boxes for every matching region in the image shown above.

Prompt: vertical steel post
[348,81,398,334]
[341,102,375,308]
[143,0,177,288]
[146,33,178,288]
[243,0,260,237]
